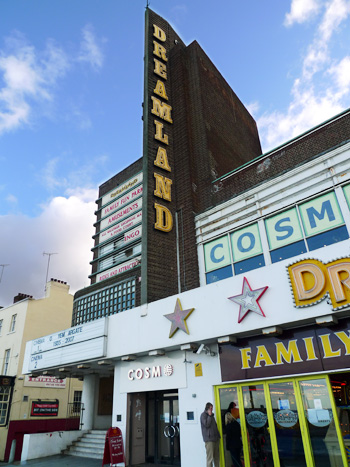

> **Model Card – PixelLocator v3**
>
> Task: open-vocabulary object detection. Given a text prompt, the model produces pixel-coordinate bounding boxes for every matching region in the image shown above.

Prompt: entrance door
[156,392,180,465]
[216,375,348,466]
[145,391,180,466]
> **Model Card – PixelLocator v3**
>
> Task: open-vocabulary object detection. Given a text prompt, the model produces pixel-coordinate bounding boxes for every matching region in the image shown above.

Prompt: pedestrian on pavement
[225,402,242,467]
[200,402,221,467]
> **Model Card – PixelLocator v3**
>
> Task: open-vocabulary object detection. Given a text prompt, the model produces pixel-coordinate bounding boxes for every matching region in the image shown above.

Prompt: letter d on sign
[154,203,173,232]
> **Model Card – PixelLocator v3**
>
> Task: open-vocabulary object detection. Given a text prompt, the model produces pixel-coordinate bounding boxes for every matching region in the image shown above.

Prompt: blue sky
[1,0,350,306]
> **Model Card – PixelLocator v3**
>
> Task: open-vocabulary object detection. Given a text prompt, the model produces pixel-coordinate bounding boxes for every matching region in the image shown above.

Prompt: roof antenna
[0,264,9,284]
[43,252,58,292]
[146,0,150,8]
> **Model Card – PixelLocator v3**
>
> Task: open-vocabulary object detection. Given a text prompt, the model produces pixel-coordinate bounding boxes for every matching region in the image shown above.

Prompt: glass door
[156,392,180,465]
[268,381,306,466]
[216,375,348,466]
[241,384,274,466]
[298,378,345,466]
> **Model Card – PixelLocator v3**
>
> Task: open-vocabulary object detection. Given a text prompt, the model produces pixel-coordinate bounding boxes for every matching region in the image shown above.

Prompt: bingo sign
[102,427,125,466]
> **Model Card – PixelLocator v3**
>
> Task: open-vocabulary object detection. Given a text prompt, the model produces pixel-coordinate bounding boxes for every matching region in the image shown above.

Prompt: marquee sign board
[23,318,108,373]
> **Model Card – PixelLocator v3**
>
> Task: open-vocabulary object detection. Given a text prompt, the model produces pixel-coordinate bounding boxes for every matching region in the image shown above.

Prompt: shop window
[206,265,233,284]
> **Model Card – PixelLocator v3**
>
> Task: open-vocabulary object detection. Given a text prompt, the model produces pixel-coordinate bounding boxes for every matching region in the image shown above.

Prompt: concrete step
[64,429,107,459]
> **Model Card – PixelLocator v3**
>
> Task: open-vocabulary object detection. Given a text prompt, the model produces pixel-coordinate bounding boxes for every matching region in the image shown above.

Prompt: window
[0,320,3,336]
[72,278,136,325]
[9,314,16,333]
[204,224,265,284]
[3,349,10,375]
[0,386,11,425]
[267,192,348,262]
[202,188,350,284]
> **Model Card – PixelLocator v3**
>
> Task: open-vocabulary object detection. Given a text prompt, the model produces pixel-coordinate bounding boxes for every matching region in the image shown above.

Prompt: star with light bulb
[228,277,268,323]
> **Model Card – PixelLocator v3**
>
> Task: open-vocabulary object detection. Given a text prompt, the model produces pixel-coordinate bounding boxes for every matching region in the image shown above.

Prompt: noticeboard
[31,400,59,417]
[102,427,125,466]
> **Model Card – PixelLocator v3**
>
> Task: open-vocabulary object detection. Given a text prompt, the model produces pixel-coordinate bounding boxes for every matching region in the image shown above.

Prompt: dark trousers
[229,447,242,467]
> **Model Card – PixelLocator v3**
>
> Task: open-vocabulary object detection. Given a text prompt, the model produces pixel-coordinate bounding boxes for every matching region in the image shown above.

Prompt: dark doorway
[131,390,180,466]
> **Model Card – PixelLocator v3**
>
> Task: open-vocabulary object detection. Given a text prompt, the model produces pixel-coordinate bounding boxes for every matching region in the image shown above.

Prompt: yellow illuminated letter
[153,24,166,42]
[335,331,350,355]
[327,262,350,303]
[154,58,167,79]
[254,346,274,368]
[240,347,252,369]
[275,340,302,364]
[151,97,173,123]
[154,147,171,172]
[154,120,169,145]
[319,334,341,358]
[153,41,167,61]
[289,261,326,305]
[153,80,168,100]
[303,337,318,361]
[154,203,173,232]
[154,173,172,201]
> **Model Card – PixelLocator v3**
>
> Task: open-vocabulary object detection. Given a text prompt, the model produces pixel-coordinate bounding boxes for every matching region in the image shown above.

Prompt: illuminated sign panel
[27,319,107,371]
[288,257,350,310]
[96,256,141,282]
[204,190,348,274]
[101,173,143,208]
[151,23,174,233]
[220,319,350,382]
[100,199,142,231]
[98,211,142,245]
[102,185,143,219]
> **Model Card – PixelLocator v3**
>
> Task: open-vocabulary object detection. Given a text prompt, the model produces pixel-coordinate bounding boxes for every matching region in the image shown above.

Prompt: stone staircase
[64,429,107,459]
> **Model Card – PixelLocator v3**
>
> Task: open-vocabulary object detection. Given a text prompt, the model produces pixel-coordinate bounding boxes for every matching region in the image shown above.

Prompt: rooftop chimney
[13,293,33,304]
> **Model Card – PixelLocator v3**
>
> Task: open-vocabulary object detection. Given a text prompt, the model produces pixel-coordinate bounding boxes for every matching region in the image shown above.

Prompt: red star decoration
[228,277,268,323]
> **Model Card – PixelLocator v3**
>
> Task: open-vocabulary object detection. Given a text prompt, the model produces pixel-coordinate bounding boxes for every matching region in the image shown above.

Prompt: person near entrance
[200,402,221,467]
[225,402,242,467]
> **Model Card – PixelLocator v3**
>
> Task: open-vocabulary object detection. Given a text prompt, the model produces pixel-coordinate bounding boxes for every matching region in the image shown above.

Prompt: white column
[81,374,97,430]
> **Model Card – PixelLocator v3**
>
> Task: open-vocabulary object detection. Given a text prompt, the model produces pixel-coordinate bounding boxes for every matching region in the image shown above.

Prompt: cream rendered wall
[0,281,82,461]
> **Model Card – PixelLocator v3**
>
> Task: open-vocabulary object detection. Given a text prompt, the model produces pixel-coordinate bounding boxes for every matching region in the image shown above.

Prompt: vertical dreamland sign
[102,427,125,466]
[141,8,185,304]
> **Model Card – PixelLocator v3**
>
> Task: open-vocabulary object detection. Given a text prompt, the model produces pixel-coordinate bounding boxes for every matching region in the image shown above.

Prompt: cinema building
[23,8,350,467]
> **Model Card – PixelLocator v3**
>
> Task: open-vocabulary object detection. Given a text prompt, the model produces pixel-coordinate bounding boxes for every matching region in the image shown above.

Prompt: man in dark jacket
[200,402,221,466]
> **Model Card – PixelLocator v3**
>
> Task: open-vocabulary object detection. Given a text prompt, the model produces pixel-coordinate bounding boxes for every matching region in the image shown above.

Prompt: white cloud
[284,0,321,26]
[5,194,18,204]
[39,154,109,193]
[0,189,96,308]
[328,56,350,90]
[0,35,69,135]
[258,0,350,151]
[78,24,104,70]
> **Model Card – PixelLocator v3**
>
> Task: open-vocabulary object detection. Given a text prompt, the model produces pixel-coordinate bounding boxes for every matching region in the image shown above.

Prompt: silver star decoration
[228,277,268,323]
[164,298,194,338]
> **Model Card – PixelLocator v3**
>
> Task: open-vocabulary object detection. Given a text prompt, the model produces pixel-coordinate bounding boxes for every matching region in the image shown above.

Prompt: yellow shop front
[216,320,350,466]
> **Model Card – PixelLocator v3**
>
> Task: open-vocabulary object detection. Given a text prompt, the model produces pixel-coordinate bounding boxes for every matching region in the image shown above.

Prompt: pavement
[0,454,104,466]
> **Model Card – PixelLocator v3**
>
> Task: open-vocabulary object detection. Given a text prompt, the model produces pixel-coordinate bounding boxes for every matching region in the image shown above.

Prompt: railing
[66,402,84,430]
